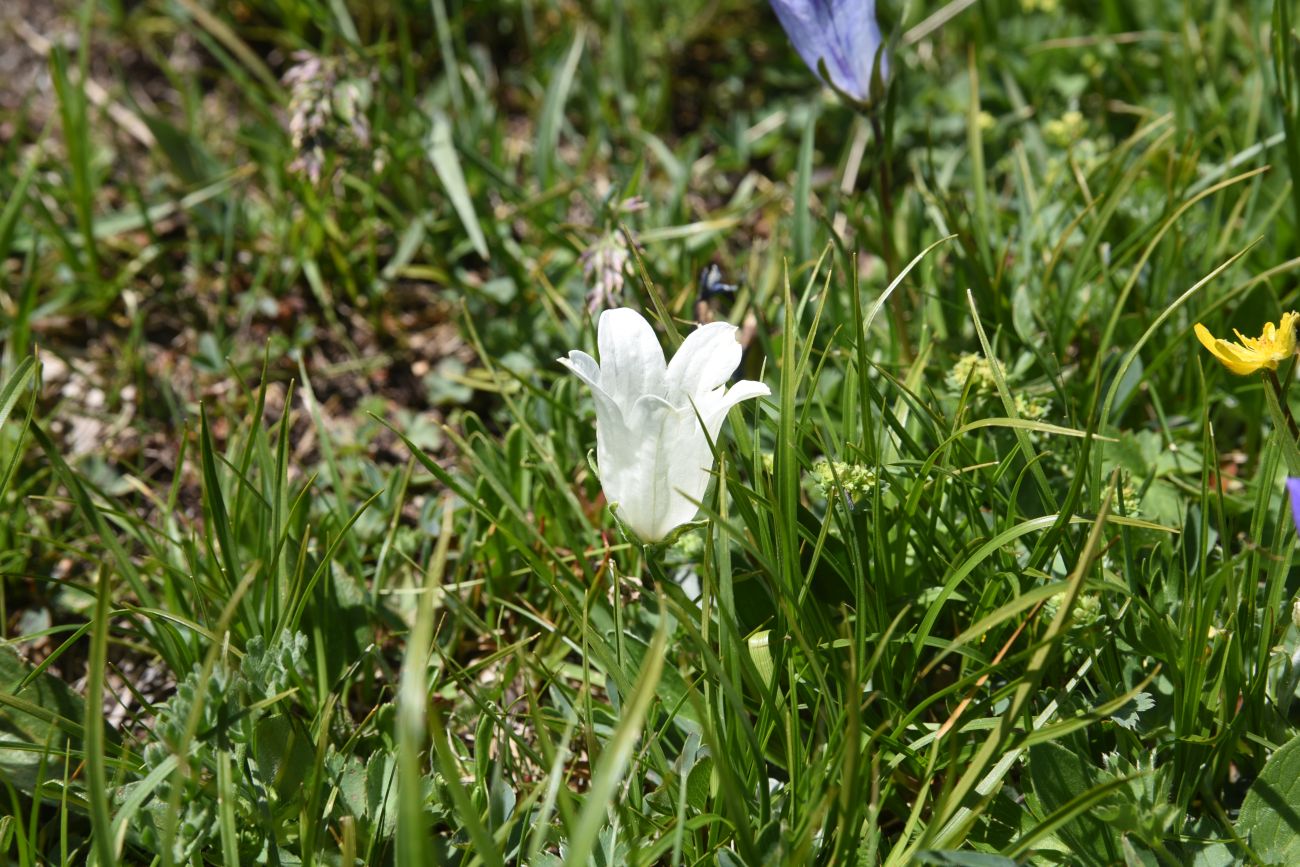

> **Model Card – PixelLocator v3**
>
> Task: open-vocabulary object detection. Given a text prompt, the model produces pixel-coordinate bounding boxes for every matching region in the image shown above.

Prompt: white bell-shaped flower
[559,308,770,542]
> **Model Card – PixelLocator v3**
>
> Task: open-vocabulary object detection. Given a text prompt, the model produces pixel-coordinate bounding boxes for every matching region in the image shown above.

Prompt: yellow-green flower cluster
[1043,592,1103,628]
[1043,110,1086,147]
[946,352,1005,394]
[672,530,705,560]
[1118,478,1142,516]
[1014,392,1052,421]
[810,459,878,499]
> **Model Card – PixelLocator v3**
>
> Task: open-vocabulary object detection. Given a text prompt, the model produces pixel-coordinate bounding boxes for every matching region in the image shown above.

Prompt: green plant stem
[85,567,114,867]
[1262,369,1300,473]
[614,556,626,672]
[867,111,911,363]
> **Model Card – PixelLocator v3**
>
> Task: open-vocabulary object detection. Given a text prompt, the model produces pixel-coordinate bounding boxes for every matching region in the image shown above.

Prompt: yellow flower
[1194,312,1300,375]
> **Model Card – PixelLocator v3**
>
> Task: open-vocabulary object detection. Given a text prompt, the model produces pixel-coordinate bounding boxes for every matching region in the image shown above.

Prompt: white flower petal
[664,322,742,403]
[701,379,771,439]
[557,350,602,391]
[563,307,769,543]
[597,308,667,410]
[603,394,682,540]
[559,352,627,426]
[622,398,716,540]
[660,410,717,537]
[561,350,641,494]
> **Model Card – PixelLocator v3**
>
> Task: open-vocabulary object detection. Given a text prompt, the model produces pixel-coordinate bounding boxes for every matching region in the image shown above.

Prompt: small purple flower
[769,0,888,103]
[1288,478,1300,535]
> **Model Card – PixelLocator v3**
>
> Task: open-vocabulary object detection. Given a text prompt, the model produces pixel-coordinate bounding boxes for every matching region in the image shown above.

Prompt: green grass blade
[562,612,668,867]
[82,568,114,867]
[427,110,489,258]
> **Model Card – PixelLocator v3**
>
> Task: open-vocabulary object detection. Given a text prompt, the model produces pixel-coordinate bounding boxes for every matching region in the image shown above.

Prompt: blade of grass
[915,476,1121,856]
[536,27,585,189]
[395,497,457,867]
[427,109,489,258]
[83,567,113,867]
[562,611,668,867]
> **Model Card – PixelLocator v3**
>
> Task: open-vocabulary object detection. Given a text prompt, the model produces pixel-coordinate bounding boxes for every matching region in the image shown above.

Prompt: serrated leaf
[1121,836,1159,867]
[1109,691,1155,731]
[335,753,368,820]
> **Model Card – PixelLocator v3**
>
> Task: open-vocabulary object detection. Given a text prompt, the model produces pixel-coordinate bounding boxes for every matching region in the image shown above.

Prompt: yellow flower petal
[1195,314,1300,376]
[1280,311,1300,355]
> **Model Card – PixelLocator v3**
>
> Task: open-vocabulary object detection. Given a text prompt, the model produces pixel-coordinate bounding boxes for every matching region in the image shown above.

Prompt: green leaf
[793,105,816,265]
[0,149,39,263]
[85,569,115,867]
[366,752,398,839]
[1237,731,1300,864]
[0,356,36,435]
[253,714,312,800]
[535,27,585,188]
[1188,841,1240,867]
[1025,742,1117,866]
[914,852,1017,867]
[140,112,221,185]
[0,644,84,795]
[562,613,669,867]
[746,630,775,689]
[426,110,488,259]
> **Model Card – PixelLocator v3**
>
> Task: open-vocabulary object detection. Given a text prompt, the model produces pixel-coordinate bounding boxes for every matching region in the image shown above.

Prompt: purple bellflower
[769,0,888,103]
[1288,478,1300,535]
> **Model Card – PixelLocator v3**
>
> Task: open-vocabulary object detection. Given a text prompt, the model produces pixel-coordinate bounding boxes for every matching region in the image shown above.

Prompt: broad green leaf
[915,852,1017,867]
[0,645,84,795]
[1024,741,1117,866]
[1237,731,1300,864]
